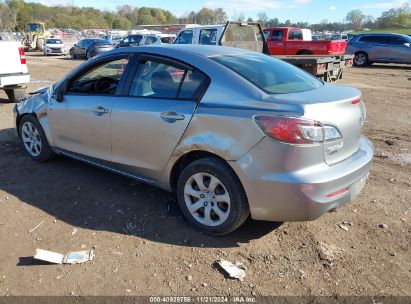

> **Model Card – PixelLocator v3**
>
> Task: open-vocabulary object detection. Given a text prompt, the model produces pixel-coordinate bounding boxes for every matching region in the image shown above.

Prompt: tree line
[0,0,409,32]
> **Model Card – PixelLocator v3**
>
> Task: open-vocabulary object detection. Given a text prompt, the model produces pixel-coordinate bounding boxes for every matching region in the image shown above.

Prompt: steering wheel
[95,77,119,94]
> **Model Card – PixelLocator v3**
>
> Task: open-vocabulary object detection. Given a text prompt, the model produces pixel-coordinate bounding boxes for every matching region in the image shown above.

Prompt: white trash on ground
[216,259,246,281]
[34,249,94,264]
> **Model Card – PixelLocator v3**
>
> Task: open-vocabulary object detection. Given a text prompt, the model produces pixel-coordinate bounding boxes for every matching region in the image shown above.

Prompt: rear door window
[288,30,303,40]
[199,29,217,45]
[359,36,390,44]
[129,58,208,100]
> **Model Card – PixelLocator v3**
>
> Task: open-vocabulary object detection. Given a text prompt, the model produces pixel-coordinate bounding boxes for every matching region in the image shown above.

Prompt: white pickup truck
[0,39,30,102]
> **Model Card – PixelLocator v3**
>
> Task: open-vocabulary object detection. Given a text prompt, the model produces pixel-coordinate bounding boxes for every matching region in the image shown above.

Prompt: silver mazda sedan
[14,45,374,235]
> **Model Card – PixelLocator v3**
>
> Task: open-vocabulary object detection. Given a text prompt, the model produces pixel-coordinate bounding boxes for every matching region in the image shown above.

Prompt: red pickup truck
[263,27,347,55]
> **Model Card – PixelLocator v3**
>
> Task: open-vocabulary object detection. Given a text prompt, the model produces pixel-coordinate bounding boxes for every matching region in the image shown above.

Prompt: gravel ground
[0,53,410,296]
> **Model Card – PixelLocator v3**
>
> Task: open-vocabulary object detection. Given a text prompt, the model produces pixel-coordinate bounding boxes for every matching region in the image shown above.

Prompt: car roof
[356,33,409,38]
[183,24,225,30]
[111,44,255,58]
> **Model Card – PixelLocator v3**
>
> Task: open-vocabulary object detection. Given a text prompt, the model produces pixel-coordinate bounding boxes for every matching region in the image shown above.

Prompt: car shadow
[0,127,281,248]
[58,57,84,61]
[0,97,10,104]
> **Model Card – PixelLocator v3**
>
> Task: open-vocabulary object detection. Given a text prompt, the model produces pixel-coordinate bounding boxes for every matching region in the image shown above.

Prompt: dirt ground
[0,53,410,297]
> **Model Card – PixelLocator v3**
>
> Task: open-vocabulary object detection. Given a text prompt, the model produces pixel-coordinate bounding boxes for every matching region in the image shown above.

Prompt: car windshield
[46,39,62,44]
[211,53,323,94]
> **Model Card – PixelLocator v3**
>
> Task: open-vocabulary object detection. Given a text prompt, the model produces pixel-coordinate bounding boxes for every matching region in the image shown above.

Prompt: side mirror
[74,44,77,47]
[55,90,63,102]
[404,42,410,48]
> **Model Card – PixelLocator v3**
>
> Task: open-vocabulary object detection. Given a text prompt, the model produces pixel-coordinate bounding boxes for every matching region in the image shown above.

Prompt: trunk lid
[266,83,365,165]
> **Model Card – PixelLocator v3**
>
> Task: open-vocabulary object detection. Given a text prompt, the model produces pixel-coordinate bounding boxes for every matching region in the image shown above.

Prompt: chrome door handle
[160,111,185,123]
[92,106,109,116]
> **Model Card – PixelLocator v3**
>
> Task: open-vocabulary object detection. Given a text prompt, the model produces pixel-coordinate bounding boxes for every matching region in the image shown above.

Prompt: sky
[27,0,411,23]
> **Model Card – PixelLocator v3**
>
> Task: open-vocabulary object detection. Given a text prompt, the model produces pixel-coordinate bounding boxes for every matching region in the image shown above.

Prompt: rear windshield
[211,53,323,94]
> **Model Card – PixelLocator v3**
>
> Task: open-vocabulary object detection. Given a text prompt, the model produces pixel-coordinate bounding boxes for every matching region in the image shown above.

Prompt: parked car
[102,34,124,47]
[117,35,144,48]
[346,33,411,66]
[0,39,30,102]
[14,45,373,235]
[69,39,114,59]
[330,33,349,41]
[264,27,347,55]
[43,38,66,56]
[117,34,175,48]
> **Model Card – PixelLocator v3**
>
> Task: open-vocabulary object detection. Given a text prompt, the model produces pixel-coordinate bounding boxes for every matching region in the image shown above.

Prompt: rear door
[358,36,390,61]
[110,55,209,180]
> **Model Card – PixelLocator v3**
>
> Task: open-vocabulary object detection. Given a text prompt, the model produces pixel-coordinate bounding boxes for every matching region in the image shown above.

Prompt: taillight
[351,98,361,105]
[18,47,26,65]
[254,116,342,144]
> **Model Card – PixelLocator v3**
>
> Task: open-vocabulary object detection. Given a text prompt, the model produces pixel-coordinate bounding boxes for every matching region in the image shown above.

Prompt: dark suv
[346,33,411,66]
[70,39,115,60]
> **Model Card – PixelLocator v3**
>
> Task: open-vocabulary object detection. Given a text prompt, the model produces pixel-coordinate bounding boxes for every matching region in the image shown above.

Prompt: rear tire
[5,87,26,103]
[354,52,369,66]
[19,115,54,162]
[176,157,249,235]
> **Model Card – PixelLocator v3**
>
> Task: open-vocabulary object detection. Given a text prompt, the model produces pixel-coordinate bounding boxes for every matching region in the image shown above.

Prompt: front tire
[70,49,77,59]
[354,52,369,66]
[177,157,249,235]
[19,115,54,162]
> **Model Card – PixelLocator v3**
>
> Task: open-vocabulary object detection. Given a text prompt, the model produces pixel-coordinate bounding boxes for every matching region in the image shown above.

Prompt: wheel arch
[15,96,54,147]
[169,150,244,194]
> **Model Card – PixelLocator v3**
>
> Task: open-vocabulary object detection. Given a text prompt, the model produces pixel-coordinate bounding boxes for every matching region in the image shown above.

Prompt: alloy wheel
[184,172,231,227]
[21,121,42,157]
[355,53,367,66]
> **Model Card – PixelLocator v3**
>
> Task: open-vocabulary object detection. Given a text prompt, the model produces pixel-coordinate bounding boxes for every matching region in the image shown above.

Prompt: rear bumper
[0,73,30,88]
[229,136,374,222]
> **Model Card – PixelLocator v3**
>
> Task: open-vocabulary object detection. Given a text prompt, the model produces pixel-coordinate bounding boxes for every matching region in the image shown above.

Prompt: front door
[110,55,209,180]
[386,36,411,63]
[48,56,131,161]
